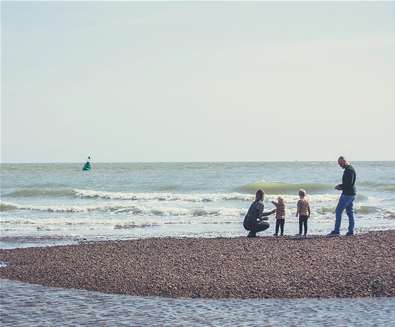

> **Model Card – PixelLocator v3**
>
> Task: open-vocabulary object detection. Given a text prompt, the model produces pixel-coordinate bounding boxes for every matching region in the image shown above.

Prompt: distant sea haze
[1,161,394,248]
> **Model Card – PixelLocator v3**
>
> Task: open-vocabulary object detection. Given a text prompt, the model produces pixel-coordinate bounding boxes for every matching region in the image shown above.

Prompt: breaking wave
[316,205,382,215]
[0,203,18,212]
[6,188,76,198]
[359,182,395,192]
[74,189,253,202]
[0,201,245,217]
[0,217,240,230]
[6,188,253,202]
[355,206,382,215]
[237,182,333,194]
[4,186,374,205]
[5,188,255,202]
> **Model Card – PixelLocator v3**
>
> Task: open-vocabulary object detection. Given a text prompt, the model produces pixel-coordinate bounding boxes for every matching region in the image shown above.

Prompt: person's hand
[335,184,342,190]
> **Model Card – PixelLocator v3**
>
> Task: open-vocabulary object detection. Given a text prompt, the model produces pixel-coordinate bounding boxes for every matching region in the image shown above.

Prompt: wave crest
[6,188,75,197]
[74,189,253,202]
[0,201,245,217]
[359,182,395,192]
[237,182,333,194]
[0,202,18,211]
[316,205,381,215]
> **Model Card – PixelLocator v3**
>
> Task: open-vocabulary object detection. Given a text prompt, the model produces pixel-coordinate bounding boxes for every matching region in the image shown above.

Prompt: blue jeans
[334,194,355,234]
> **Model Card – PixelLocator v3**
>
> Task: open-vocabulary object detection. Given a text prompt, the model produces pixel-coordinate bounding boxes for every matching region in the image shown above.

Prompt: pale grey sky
[1,2,394,163]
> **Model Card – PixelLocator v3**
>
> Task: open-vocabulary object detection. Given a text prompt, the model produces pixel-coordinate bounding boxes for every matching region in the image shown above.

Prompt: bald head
[338,156,349,169]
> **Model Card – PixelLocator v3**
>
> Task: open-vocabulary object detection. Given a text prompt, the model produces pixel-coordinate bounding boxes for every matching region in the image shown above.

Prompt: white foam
[74,189,253,202]
[0,201,245,217]
[74,189,344,204]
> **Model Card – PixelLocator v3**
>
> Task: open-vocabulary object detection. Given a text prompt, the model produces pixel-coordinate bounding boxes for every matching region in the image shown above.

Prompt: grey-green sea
[1,161,395,326]
[1,161,395,248]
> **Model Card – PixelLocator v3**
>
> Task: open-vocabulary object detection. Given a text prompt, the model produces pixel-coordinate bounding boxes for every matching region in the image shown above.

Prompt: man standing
[329,156,357,236]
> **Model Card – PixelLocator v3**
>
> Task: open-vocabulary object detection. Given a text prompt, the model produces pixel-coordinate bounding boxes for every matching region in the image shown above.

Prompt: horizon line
[1,160,395,164]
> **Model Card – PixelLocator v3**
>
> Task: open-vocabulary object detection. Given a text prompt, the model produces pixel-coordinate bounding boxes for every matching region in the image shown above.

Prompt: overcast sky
[1,2,394,163]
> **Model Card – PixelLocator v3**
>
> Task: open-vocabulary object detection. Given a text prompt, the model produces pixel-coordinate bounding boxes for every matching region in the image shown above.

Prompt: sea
[1,161,395,248]
[1,279,394,327]
[1,161,394,326]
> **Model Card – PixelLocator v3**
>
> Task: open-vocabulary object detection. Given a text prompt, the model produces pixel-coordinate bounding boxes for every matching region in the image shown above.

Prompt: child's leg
[280,219,284,235]
[298,217,303,235]
[275,220,280,235]
[304,217,308,236]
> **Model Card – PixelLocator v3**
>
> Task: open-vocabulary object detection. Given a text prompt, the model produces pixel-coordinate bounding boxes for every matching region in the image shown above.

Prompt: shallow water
[1,279,394,326]
[1,161,395,248]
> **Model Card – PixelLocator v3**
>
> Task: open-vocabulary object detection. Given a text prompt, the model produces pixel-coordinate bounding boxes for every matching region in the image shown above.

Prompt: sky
[1,2,394,163]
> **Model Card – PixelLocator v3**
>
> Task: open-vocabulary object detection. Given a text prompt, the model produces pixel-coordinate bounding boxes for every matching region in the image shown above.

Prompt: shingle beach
[1,231,394,299]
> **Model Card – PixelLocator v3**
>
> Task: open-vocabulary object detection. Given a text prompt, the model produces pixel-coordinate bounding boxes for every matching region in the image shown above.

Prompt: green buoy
[82,156,91,171]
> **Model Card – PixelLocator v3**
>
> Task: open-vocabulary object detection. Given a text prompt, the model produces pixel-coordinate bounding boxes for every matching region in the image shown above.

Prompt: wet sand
[0,231,394,299]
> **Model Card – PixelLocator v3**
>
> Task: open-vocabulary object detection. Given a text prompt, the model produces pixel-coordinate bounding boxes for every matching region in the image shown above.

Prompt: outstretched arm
[262,209,276,218]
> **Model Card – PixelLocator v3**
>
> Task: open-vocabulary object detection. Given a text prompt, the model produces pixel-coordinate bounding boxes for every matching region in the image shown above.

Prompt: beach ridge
[1,230,394,299]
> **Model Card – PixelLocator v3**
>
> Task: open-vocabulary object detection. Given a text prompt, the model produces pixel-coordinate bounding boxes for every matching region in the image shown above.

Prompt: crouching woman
[243,189,276,237]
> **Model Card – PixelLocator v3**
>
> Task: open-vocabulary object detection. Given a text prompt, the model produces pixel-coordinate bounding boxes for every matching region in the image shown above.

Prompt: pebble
[0,230,394,299]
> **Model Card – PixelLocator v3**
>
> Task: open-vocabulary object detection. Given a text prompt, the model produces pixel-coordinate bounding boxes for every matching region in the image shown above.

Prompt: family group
[243,156,357,238]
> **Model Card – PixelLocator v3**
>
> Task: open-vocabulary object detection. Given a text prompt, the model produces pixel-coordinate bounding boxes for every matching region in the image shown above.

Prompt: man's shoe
[327,231,340,237]
[346,232,354,236]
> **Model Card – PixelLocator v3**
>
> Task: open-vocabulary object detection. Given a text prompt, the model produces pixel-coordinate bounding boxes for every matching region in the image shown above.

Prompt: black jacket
[243,200,270,229]
[340,165,357,196]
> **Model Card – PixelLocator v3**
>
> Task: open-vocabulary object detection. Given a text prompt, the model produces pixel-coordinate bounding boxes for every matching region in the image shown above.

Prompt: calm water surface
[1,279,394,327]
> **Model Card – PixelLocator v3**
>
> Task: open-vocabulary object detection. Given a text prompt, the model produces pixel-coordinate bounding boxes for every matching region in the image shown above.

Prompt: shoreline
[1,231,394,299]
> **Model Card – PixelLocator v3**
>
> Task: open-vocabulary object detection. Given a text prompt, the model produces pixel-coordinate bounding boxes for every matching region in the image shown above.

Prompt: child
[296,189,311,237]
[272,196,286,236]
